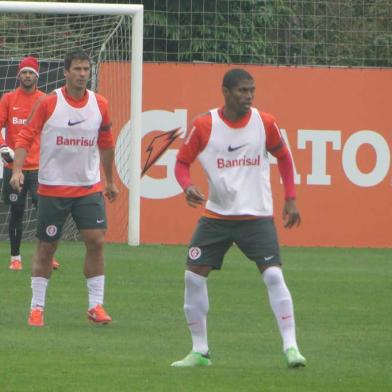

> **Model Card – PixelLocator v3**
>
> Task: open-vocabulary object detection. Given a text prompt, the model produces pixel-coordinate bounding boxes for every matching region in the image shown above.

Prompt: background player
[0,56,59,270]
[10,48,118,327]
[171,68,306,368]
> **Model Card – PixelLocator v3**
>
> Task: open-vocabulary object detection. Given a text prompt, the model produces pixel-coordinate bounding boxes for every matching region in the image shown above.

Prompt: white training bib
[39,89,102,186]
[198,108,273,216]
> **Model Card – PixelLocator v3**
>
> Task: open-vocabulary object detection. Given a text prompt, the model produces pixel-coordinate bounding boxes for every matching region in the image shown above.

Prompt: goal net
[0,2,143,244]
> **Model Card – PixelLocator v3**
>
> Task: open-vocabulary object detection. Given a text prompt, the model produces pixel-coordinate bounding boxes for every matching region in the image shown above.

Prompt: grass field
[0,241,391,392]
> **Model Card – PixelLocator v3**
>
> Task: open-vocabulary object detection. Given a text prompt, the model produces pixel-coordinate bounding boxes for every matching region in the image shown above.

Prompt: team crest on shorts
[46,225,58,237]
[9,193,18,202]
[188,246,202,260]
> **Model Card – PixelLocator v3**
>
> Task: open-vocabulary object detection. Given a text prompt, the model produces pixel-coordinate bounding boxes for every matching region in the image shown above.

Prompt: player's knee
[37,241,57,261]
[262,266,284,287]
[184,302,208,316]
[184,303,194,313]
[9,218,23,231]
[10,205,24,229]
[84,234,105,251]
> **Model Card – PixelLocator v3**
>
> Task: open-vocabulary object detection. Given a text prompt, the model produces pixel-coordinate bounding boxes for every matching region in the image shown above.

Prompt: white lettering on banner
[297,129,390,187]
[115,109,186,199]
[297,130,341,185]
[114,110,392,199]
[342,130,390,187]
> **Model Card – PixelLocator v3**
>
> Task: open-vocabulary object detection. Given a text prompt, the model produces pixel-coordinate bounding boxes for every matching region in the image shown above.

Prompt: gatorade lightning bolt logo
[141,127,182,177]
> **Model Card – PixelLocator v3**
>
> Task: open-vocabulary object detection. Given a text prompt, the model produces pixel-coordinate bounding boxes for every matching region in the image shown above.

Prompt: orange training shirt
[0,87,45,170]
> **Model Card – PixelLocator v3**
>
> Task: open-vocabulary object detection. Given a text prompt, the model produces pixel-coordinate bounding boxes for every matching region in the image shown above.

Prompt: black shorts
[36,192,107,242]
[187,217,281,270]
[1,167,38,206]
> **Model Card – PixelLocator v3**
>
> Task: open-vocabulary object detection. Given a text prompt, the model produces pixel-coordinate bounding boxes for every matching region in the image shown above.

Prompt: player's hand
[185,185,205,208]
[9,170,24,193]
[104,182,119,203]
[0,144,15,164]
[283,199,301,228]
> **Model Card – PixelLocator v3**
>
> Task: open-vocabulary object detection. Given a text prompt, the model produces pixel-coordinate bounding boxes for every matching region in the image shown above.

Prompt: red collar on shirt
[217,107,252,128]
[62,86,89,105]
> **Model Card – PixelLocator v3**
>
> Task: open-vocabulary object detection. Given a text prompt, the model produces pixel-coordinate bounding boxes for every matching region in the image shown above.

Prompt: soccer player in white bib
[171,68,306,368]
[10,49,119,327]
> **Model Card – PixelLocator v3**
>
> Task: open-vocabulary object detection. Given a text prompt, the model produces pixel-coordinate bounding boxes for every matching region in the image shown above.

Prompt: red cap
[18,56,39,78]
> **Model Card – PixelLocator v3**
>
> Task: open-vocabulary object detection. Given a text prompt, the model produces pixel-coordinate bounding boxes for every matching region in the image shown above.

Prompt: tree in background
[0,0,390,66]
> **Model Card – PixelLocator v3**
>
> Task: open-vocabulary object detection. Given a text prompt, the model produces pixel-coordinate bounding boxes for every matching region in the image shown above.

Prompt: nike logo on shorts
[96,219,105,224]
[264,255,275,261]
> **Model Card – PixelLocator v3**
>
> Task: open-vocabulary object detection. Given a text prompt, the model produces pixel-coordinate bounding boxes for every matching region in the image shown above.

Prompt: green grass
[0,242,391,392]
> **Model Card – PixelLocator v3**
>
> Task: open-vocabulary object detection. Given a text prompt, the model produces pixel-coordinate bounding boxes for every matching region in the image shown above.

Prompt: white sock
[31,277,48,310]
[184,270,209,355]
[87,275,105,309]
[11,255,21,261]
[262,266,298,351]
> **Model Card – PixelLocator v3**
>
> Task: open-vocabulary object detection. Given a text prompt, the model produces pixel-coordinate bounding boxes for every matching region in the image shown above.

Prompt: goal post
[0,1,143,246]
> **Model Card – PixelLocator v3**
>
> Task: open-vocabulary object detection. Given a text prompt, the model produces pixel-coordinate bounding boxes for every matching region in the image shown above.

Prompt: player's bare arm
[283,199,301,228]
[104,182,119,203]
[100,147,119,203]
[10,148,27,192]
[184,184,205,208]
[9,147,28,192]
[9,170,24,193]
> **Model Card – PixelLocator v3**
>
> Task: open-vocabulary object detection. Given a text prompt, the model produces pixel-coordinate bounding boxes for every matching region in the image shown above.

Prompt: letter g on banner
[115,109,187,199]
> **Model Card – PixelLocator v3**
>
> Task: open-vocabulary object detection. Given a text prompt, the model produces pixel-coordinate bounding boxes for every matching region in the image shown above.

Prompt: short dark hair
[222,68,253,90]
[64,48,91,70]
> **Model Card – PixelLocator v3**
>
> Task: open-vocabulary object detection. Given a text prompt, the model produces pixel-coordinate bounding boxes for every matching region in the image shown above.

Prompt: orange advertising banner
[100,63,392,248]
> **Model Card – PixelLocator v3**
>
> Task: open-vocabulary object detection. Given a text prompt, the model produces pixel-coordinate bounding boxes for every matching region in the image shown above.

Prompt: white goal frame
[0,1,143,246]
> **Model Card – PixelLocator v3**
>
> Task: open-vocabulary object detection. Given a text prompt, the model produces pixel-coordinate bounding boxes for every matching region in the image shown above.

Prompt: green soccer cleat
[171,351,212,368]
[284,347,306,368]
